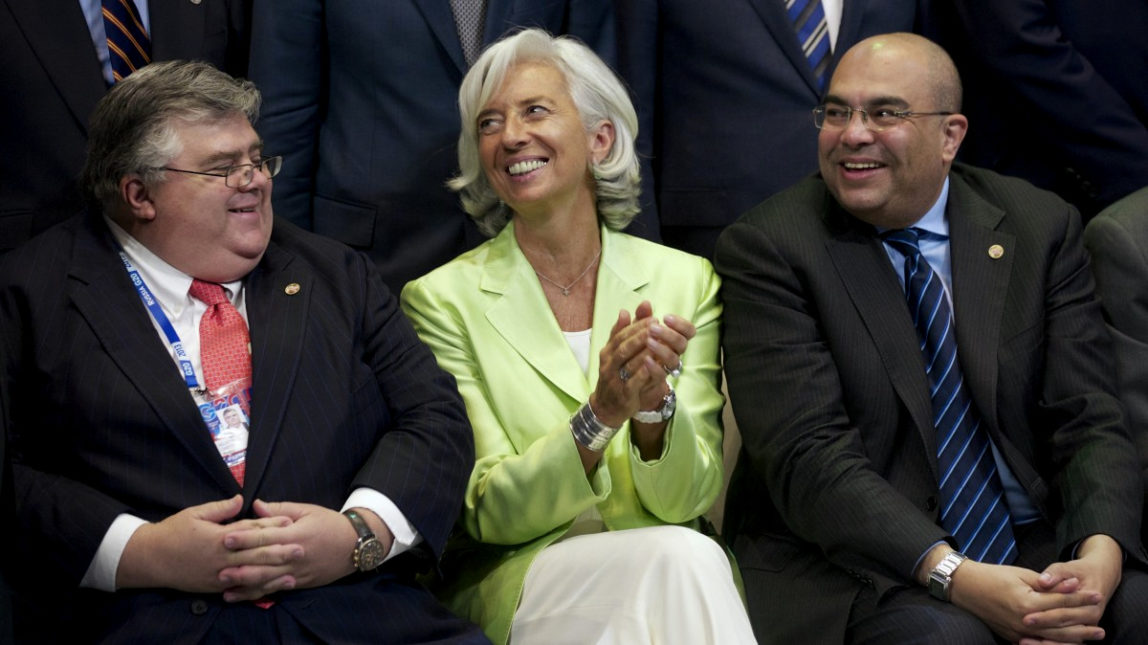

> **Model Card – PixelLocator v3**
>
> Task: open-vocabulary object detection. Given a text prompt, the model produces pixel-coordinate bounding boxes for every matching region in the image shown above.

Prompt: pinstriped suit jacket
[1084,187,1148,545]
[0,213,483,643]
[716,164,1145,644]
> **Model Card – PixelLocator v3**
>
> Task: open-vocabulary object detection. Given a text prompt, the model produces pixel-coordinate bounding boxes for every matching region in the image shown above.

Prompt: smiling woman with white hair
[401,28,755,645]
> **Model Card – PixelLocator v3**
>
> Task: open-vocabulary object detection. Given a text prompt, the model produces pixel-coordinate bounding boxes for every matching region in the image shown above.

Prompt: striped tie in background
[102,0,151,83]
[786,0,831,91]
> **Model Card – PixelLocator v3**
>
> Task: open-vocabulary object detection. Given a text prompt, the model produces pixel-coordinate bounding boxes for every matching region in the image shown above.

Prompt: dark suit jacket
[715,164,1145,644]
[615,0,922,256]
[0,214,482,643]
[1084,186,1148,543]
[931,0,1148,218]
[0,0,251,252]
[248,0,639,292]
[0,362,10,645]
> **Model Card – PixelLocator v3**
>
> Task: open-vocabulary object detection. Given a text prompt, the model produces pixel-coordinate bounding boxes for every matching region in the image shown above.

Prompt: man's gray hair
[81,60,261,208]
[450,28,641,237]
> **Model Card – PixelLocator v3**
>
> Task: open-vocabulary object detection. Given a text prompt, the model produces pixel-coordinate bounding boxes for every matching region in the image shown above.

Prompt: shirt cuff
[81,513,149,592]
[912,539,950,581]
[342,488,423,562]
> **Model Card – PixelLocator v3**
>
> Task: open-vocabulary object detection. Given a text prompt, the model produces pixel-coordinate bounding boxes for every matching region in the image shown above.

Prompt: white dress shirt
[822,0,843,50]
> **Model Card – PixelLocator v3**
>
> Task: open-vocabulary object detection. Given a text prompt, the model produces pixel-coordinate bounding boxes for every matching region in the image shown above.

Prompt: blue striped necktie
[883,229,1017,564]
[102,0,151,83]
[785,0,831,91]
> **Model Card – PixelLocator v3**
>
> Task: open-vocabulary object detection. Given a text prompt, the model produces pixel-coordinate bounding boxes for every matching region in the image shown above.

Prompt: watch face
[355,538,386,571]
[928,574,947,601]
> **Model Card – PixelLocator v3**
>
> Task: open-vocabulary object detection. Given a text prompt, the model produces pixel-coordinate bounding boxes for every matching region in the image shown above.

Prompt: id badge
[192,378,253,483]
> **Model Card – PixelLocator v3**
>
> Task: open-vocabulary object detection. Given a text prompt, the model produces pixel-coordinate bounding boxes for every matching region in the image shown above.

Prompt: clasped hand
[951,535,1122,645]
[118,495,384,603]
[590,300,695,430]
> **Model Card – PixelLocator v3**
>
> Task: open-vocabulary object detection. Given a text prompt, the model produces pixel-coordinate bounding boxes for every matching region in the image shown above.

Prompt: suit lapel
[946,174,1012,436]
[414,0,468,75]
[241,241,307,496]
[68,216,239,490]
[5,0,106,134]
[745,0,824,95]
[149,0,205,61]
[483,224,590,403]
[590,228,650,383]
[825,212,939,467]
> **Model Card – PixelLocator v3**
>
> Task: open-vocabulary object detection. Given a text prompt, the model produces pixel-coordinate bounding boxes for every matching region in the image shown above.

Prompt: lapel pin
[988,244,1004,260]
[190,0,202,4]
[284,283,301,295]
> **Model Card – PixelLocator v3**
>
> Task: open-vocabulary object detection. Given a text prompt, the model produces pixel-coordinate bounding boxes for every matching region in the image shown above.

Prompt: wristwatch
[343,509,386,572]
[633,386,676,424]
[928,551,968,601]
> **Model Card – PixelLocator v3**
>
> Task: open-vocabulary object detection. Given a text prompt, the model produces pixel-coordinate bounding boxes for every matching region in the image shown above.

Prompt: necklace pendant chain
[534,248,602,297]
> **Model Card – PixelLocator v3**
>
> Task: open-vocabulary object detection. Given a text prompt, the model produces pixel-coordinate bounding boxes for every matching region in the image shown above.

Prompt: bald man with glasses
[717,32,1148,645]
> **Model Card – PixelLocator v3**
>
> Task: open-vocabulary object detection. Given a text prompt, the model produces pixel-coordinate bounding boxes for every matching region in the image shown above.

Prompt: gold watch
[343,509,385,572]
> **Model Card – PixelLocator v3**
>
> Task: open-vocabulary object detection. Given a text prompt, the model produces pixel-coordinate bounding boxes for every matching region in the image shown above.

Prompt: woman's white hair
[450,28,641,237]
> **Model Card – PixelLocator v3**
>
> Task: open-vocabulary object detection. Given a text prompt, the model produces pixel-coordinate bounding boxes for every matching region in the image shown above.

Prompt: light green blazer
[401,222,726,645]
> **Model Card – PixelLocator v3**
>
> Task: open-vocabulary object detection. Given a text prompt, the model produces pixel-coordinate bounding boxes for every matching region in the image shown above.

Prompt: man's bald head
[840,33,962,113]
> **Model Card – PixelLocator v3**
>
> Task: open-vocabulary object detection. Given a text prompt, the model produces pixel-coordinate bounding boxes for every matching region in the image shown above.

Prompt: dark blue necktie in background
[884,228,1018,564]
[102,0,151,83]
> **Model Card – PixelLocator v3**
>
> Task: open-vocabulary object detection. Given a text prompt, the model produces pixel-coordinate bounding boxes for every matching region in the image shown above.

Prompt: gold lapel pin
[988,244,1004,260]
[285,283,301,295]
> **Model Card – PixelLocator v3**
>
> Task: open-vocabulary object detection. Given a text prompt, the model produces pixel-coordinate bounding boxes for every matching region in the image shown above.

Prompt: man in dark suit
[615,0,924,259]
[1084,186,1148,545]
[716,33,1147,644]
[0,0,251,253]
[248,0,641,292]
[0,60,488,644]
[932,0,1148,220]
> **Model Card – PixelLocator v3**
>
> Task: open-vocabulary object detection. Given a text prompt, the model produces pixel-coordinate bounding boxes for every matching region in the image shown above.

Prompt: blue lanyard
[117,251,201,390]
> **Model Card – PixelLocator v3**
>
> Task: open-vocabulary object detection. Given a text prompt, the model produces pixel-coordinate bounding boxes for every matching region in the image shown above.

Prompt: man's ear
[120,175,157,222]
[940,114,968,162]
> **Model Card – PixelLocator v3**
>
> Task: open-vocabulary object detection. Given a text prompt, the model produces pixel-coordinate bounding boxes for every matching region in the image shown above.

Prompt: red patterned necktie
[189,279,251,486]
[188,279,252,393]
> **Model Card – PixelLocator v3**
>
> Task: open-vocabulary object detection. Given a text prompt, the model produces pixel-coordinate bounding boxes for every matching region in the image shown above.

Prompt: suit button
[926,496,938,512]
[190,599,209,615]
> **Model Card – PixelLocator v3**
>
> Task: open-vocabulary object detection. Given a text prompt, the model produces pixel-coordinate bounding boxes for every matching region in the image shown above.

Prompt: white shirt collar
[105,217,244,314]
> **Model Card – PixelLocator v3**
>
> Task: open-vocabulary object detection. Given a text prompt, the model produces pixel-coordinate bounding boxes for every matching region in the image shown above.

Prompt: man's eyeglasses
[157,156,283,188]
[812,105,954,132]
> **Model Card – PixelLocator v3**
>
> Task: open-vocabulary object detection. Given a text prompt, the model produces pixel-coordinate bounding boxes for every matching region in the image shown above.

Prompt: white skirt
[509,525,757,645]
